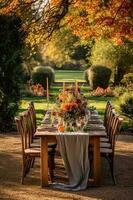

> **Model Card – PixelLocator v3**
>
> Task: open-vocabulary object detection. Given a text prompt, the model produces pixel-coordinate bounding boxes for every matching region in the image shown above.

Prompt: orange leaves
[0,0,19,14]
[0,0,132,44]
[67,0,133,43]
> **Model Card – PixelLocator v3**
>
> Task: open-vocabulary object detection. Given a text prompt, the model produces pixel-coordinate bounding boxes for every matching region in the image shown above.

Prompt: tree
[43,28,93,69]
[90,38,133,85]
[0,0,132,45]
[66,0,133,44]
[0,15,26,131]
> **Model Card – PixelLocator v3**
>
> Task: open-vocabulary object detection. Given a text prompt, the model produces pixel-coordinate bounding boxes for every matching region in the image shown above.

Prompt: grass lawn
[19,85,119,124]
[55,70,85,82]
[19,70,127,129]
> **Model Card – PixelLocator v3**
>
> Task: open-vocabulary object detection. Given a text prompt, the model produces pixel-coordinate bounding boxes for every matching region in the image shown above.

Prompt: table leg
[93,136,101,185]
[40,137,48,187]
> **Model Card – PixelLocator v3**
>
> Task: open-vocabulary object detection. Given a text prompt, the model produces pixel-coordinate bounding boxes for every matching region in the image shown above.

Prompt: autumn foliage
[0,0,132,44]
[66,0,133,43]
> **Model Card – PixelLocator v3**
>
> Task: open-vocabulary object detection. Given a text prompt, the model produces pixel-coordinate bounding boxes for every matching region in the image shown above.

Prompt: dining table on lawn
[35,110,106,188]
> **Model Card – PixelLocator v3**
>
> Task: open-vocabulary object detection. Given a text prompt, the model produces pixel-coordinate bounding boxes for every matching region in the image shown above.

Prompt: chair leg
[108,157,116,185]
[21,157,29,184]
[21,162,25,184]
[48,154,55,182]
[88,152,93,179]
[31,157,35,168]
[25,157,32,175]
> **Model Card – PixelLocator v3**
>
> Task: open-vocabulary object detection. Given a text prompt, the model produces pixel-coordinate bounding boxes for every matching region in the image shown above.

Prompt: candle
[63,82,66,93]
[46,77,49,102]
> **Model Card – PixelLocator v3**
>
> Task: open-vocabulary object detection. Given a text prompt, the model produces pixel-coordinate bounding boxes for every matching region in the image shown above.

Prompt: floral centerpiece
[52,85,89,132]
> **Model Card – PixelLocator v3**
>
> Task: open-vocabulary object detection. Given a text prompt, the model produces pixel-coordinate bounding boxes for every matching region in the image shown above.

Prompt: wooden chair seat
[100,137,109,142]
[100,147,113,154]
[25,147,40,155]
[100,142,111,148]
[24,147,54,155]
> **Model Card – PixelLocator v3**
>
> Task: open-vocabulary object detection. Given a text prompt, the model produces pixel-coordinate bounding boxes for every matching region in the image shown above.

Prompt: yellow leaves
[66,0,133,43]
[51,0,61,6]
[0,0,19,14]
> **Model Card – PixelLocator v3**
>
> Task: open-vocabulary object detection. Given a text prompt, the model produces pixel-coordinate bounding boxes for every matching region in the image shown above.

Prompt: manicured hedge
[31,66,55,89]
[86,65,112,89]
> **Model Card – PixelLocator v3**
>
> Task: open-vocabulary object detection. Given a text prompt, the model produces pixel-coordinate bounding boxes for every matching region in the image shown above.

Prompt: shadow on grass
[88,96,115,102]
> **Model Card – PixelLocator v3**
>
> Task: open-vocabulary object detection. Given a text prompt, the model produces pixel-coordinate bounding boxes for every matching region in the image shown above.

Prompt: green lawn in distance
[55,70,85,82]
[19,86,119,124]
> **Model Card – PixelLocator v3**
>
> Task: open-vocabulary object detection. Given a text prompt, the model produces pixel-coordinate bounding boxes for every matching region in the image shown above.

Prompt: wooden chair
[89,113,123,184]
[100,102,115,143]
[28,101,36,135]
[28,102,57,149]
[100,109,117,147]
[104,101,114,128]
[15,115,55,184]
[100,115,123,184]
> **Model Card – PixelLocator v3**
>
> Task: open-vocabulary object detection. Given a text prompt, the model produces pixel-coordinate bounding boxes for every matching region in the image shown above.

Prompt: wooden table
[35,130,106,188]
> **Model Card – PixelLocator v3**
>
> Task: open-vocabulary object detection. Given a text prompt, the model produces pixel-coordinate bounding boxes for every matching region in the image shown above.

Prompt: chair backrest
[21,110,33,148]
[104,101,114,127]
[15,116,25,154]
[106,109,117,139]
[29,102,36,133]
[109,115,123,151]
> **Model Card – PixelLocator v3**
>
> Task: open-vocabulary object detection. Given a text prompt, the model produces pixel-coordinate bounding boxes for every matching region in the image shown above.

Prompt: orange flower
[61,103,71,112]
[70,102,78,110]
[58,124,64,132]
[52,111,57,116]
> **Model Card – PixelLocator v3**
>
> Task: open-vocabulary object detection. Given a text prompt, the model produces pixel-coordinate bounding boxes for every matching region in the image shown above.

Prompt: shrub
[31,66,55,89]
[0,15,26,132]
[121,73,133,89]
[114,86,127,97]
[87,65,112,89]
[61,61,82,70]
[119,92,133,120]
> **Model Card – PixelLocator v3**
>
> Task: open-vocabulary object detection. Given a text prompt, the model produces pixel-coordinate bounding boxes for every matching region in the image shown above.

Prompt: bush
[121,73,133,89]
[0,15,26,132]
[61,61,82,70]
[119,92,133,120]
[31,66,55,89]
[87,65,112,89]
[114,86,127,97]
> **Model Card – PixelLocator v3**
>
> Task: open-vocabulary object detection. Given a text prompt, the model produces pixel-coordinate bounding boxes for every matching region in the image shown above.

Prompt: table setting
[35,82,106,189]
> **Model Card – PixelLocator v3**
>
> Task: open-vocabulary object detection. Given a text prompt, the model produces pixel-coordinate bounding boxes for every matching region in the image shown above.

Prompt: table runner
[52,133,90,191]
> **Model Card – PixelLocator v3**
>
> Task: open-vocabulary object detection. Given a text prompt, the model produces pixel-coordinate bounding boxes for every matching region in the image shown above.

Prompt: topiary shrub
[87,65,112,89]
[31,66,55,89]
